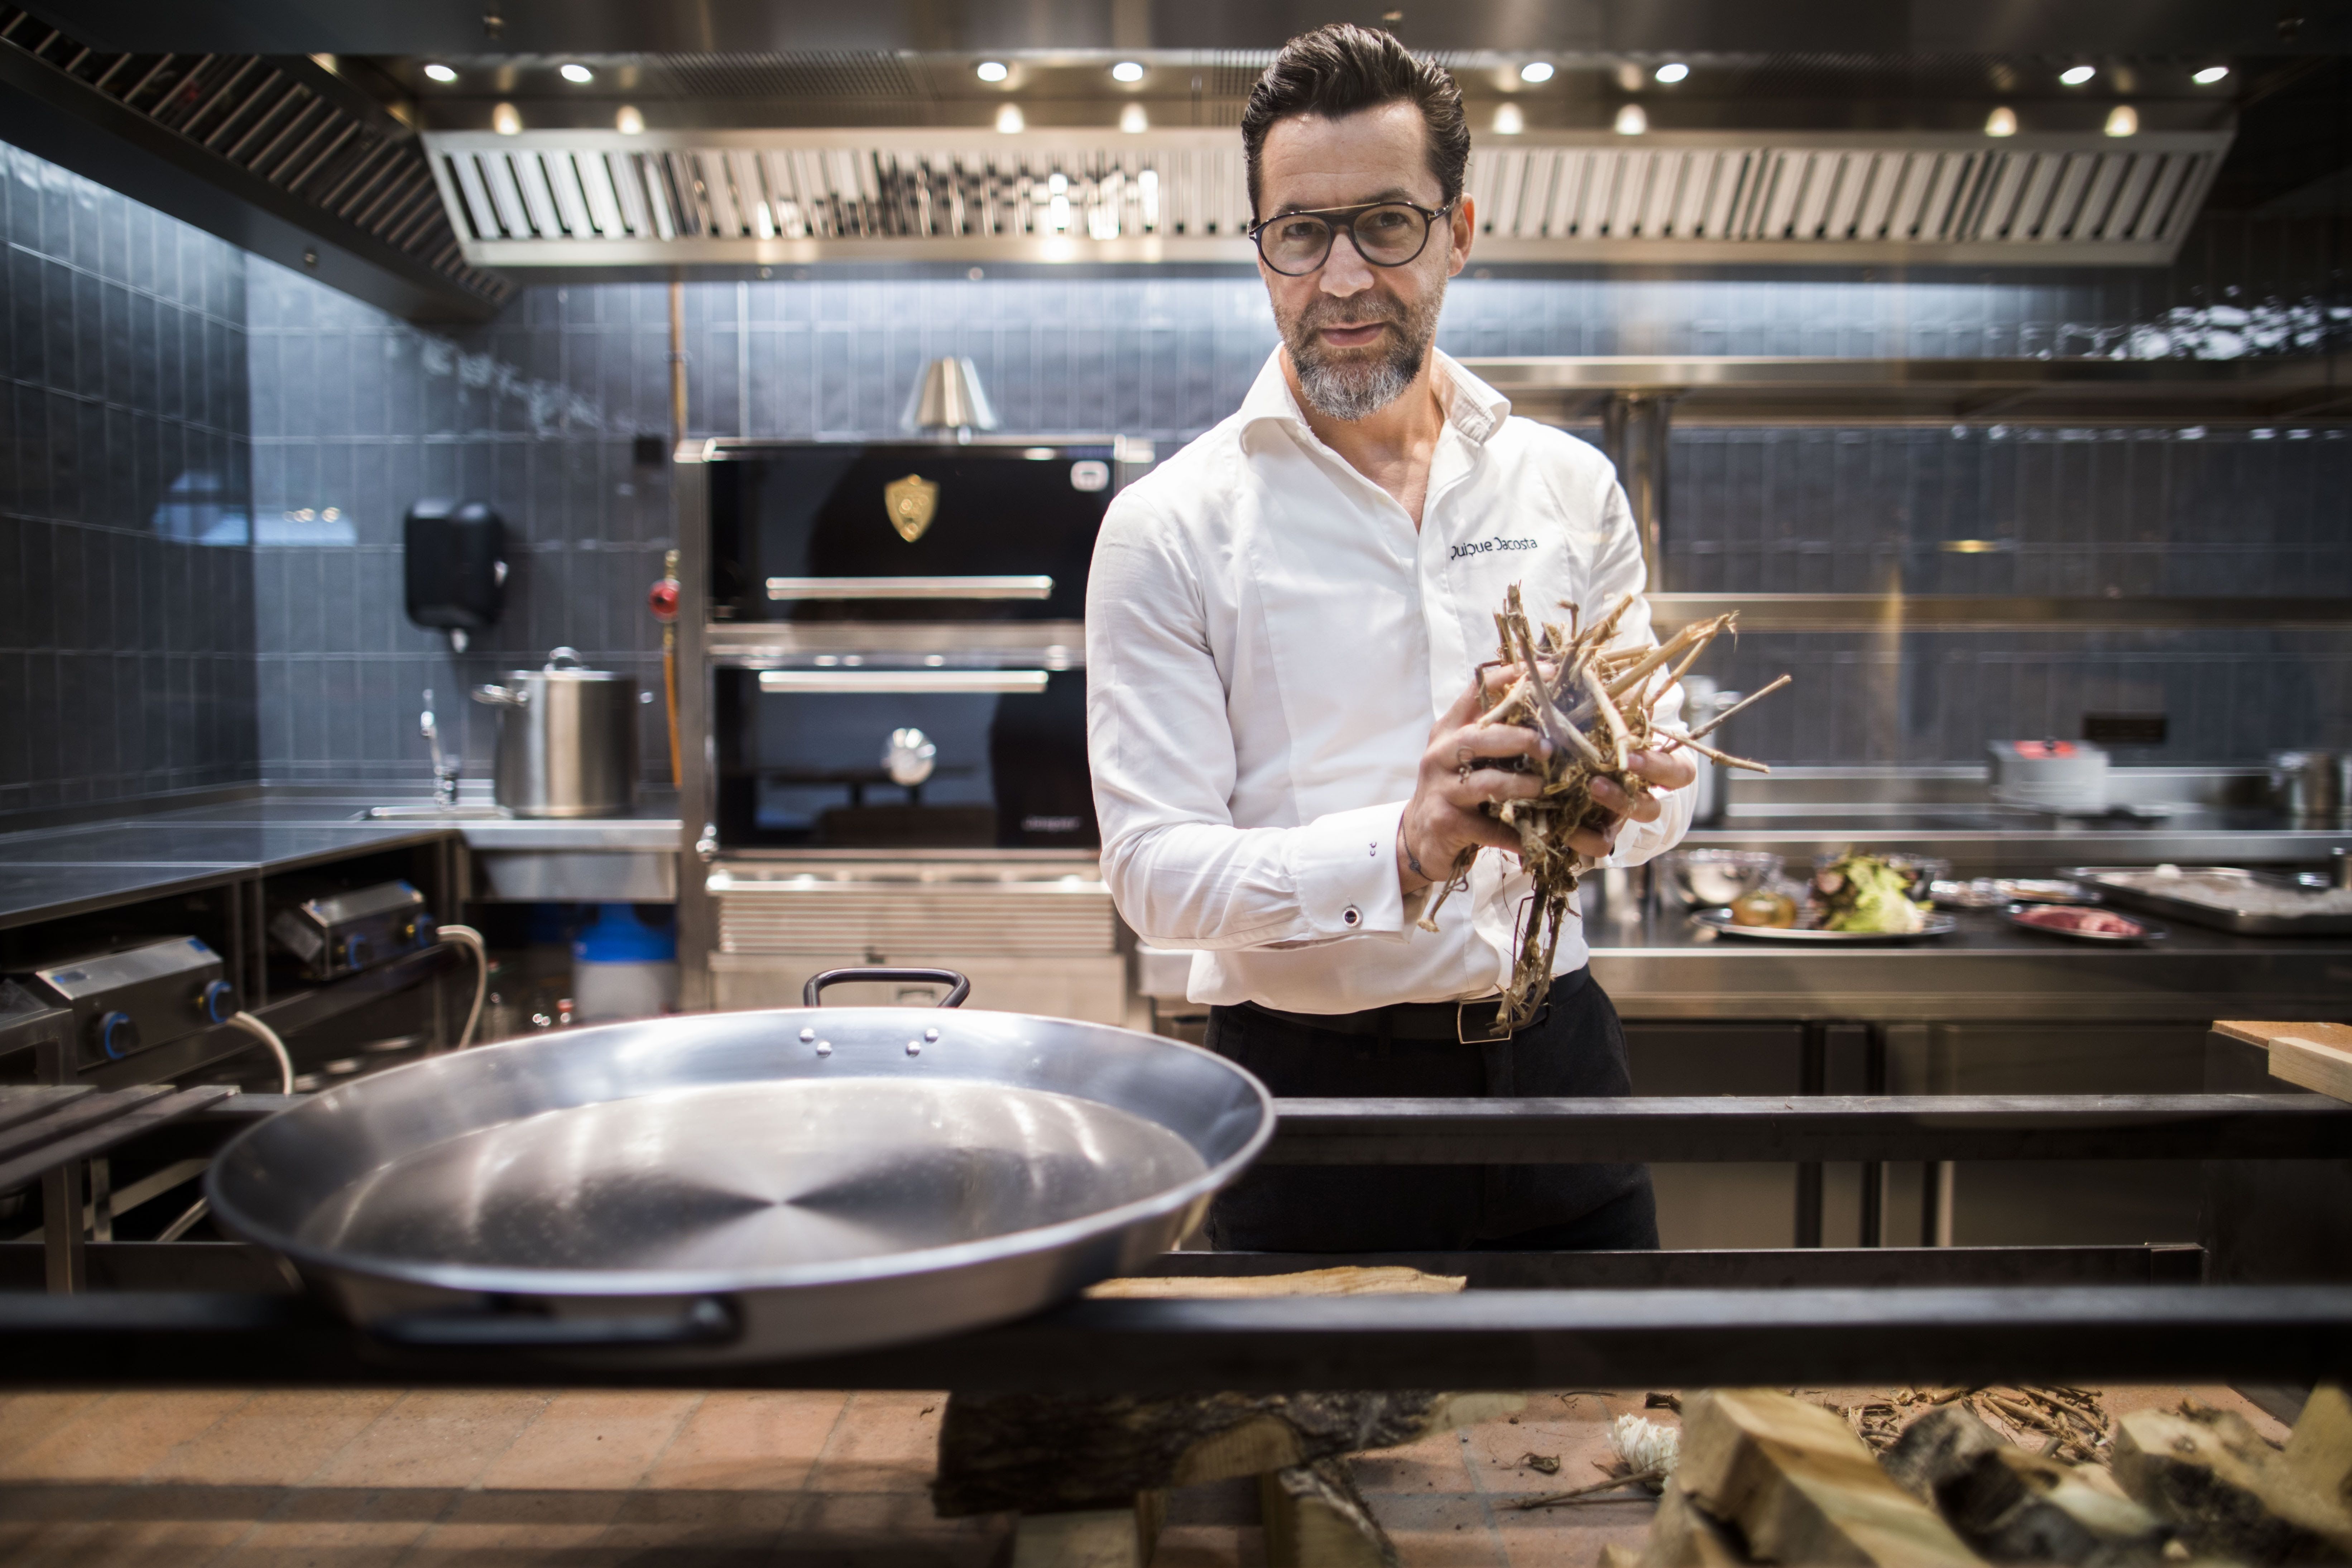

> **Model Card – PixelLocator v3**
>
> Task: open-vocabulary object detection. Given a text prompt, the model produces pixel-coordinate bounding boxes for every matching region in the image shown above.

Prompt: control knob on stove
[198,979,237,1024]
[94,1010,139,1060]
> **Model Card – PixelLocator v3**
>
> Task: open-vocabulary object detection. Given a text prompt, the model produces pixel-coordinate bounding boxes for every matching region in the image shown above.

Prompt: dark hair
[1241,24,1470,220]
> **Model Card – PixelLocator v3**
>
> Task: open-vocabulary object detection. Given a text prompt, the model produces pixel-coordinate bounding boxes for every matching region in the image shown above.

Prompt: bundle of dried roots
[1419,584,1791,1028]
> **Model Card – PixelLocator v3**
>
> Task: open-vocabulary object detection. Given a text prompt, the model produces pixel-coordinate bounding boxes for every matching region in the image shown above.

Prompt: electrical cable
[226,1010,294,1094]
[439,923,489,1047]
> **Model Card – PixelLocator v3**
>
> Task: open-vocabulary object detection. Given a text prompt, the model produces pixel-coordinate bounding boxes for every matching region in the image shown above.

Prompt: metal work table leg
[1861,1024,1887,1247]
[1796,1021,1826,1246]
[42,1162,83,1293]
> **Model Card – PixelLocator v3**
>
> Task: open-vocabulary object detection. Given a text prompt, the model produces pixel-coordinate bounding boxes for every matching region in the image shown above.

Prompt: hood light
[1519,61,1554,84]
[1111,61,1144,83]
[2193,65,2230,85]
[995,103,1025,133]
[1493,103,1525,134]
[491,102,522,135]
[976,60,1008,82]
[615,105,644,134]
[1985,106,2017,137]
[2060,64,2096,86]
[2104,104,2139,136]
[559,63,593,84]
[423,63,457,83]
[1654,62,1689,84]
[1613,103,1648,136]
[1119,102,1148,133]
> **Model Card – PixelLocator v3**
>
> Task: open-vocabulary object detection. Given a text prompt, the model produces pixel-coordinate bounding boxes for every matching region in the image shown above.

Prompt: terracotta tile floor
[0,1384,2287,1565]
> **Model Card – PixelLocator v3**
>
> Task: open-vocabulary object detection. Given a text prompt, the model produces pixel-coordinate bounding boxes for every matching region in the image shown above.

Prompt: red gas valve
[647,576,679,622]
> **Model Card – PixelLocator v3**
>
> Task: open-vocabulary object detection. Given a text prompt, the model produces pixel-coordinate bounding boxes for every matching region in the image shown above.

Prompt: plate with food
[2002,903,2165,944]
[1929,877,2096,908]
[1697,853,1957,942]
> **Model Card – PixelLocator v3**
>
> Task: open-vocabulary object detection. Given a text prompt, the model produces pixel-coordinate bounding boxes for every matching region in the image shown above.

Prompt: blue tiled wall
[4,122,2347,803]
[0,144,255,815]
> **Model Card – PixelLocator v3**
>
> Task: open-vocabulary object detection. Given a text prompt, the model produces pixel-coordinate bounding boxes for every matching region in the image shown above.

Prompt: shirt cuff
[1286,800,1413,941]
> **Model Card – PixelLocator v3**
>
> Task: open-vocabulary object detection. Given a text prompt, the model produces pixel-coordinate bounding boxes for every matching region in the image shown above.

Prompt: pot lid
[506,646,626,681]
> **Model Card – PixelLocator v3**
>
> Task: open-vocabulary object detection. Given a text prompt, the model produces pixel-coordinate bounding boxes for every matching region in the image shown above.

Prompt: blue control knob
[96,1010,138,1060]
[344,934,370,971]
[414,914,436,947]
[199,979,236,1023]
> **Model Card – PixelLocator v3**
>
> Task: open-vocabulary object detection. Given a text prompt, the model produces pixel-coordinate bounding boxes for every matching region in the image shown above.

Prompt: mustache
[1292,295,1408,337]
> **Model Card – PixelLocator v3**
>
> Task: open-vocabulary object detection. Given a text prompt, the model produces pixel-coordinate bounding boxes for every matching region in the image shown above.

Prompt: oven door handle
[764,575,1053,600]
[755,670,1051,694]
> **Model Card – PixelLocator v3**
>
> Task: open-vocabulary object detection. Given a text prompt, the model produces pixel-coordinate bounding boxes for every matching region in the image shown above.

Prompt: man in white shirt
[1085,24,1696,1251]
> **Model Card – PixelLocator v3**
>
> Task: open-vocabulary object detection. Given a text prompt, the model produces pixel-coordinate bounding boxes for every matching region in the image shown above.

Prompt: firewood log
[2112,1405,2352,1564]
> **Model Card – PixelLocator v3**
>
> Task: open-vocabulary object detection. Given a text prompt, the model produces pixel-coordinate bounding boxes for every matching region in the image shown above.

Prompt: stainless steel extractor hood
[423,124,2229,270]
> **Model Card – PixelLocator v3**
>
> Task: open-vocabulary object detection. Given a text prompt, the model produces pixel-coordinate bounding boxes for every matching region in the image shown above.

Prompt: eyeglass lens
[1259,205,1433,275]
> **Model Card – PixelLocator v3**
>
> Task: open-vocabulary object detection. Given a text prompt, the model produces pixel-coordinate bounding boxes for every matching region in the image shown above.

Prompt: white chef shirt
[1086,347,1693,1014]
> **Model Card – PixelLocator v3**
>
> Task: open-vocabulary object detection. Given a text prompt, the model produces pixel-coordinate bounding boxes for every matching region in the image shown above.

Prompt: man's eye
[1361,208,1415,236]
[1277,219,1326,243]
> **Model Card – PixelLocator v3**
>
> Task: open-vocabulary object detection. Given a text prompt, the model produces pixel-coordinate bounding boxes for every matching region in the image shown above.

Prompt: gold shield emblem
[883,474,939,543]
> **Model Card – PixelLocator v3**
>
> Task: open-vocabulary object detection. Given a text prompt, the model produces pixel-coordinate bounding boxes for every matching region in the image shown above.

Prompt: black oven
[708,441,1121,625]
[713,661,1095,851]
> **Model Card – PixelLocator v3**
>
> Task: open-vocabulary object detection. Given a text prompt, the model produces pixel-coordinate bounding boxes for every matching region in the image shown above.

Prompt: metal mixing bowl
[1660,849,1785,908]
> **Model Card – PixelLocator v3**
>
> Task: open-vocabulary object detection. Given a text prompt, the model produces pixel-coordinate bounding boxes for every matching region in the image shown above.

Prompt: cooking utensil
[1989,739,2109,814]
[2002,903,2165,945]
[204,968,1272,1364]
[473,648,643,818]
[1658,849,1784,908]
[2268,751,2352,826]
[1931,878,2094,908]
[1693,908,1956,943]
[2064,866,2352,937]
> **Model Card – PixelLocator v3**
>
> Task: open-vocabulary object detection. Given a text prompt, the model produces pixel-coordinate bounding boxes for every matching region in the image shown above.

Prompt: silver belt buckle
[1457,998,1513,1045]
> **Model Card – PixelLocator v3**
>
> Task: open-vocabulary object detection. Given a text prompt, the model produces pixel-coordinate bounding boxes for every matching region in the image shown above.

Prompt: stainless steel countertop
[1586,898,2352,1023]
[1684,807,2352,872]
[0,788,683,928]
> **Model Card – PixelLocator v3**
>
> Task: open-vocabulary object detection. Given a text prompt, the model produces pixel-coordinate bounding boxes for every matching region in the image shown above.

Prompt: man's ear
[1448,196,1475,276]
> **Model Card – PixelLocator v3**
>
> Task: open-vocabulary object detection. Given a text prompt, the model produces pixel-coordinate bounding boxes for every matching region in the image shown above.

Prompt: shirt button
[1342,906,1361,927]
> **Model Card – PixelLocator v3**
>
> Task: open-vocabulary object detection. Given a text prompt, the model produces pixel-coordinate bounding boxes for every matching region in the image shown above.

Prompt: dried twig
[1508,1468,1665,1510]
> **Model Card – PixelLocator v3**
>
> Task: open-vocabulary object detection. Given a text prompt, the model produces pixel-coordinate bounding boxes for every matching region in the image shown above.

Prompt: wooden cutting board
[2216,1021,2352,1104]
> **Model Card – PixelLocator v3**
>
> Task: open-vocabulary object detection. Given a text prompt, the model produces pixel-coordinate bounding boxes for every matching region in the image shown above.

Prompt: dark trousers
[1204,968,1658,1252]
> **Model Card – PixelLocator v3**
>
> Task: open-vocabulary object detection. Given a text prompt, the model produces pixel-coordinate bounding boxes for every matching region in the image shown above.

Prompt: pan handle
[369,1296,738,1349]
[802,967,972,1008]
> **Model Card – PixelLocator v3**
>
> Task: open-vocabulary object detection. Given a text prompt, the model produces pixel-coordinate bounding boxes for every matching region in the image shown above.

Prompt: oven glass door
[715,666,1096,850]
[708,443,1115,624]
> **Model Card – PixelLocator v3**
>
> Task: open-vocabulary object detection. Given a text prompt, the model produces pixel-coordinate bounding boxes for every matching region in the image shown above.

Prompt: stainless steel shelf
[1650,593,2352,631]
[1464,355,2352,425]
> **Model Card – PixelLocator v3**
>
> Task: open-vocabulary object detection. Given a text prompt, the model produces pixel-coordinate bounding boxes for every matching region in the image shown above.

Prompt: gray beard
[1282,281,1445,422]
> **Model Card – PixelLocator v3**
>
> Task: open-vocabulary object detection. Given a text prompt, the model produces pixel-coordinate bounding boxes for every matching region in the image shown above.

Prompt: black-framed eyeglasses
[1247,199,1453,277]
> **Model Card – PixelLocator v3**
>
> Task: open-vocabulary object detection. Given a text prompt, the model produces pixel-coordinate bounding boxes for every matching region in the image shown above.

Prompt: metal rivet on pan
[815,1041,832,1056]
[799,1027,816,1042]
[923,1027,940,1042]
[906,1040,922,1055]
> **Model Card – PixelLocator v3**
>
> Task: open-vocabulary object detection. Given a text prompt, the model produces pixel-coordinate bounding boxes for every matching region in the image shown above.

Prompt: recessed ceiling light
[559,63,593,84]
[422,63,457,83]
[1111,60,1144,83]
[1654,62,1689,84]
[2104,104,2139,136]
[976,60,1009,83]
[491,102,521,135]
[1984,106,2017,136]
[2193,64,2230,85]
[615,105,644,134]
[1118,102,1148,133]
[1613,103,1648,135]
[2059,64,2096,86]
[1519,61,1554,84]
[1493,103,1525,134]
[995,103,1024,133]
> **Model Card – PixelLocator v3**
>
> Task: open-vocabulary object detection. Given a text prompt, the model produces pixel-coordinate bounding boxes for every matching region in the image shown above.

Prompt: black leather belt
[1242,993,1543,1044]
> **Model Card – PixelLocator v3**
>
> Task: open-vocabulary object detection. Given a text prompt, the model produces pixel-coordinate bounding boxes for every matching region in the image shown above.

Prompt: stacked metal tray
[2064,866,2352,937]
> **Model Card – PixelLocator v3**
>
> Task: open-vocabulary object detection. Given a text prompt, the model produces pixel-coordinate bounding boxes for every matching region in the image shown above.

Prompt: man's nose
[1319,227,1377,296]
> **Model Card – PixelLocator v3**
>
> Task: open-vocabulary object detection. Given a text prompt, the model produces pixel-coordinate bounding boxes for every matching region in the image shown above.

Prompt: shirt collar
[1238,346,1513,448]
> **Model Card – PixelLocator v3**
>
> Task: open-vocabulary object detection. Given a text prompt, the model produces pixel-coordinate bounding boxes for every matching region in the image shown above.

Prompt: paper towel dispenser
[404,499,507,653]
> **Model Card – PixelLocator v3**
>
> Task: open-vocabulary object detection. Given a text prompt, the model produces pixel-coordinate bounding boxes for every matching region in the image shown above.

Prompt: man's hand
[1397,669,1701,891]
[1563,747,1699,859]
[1397,670,1550,892]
